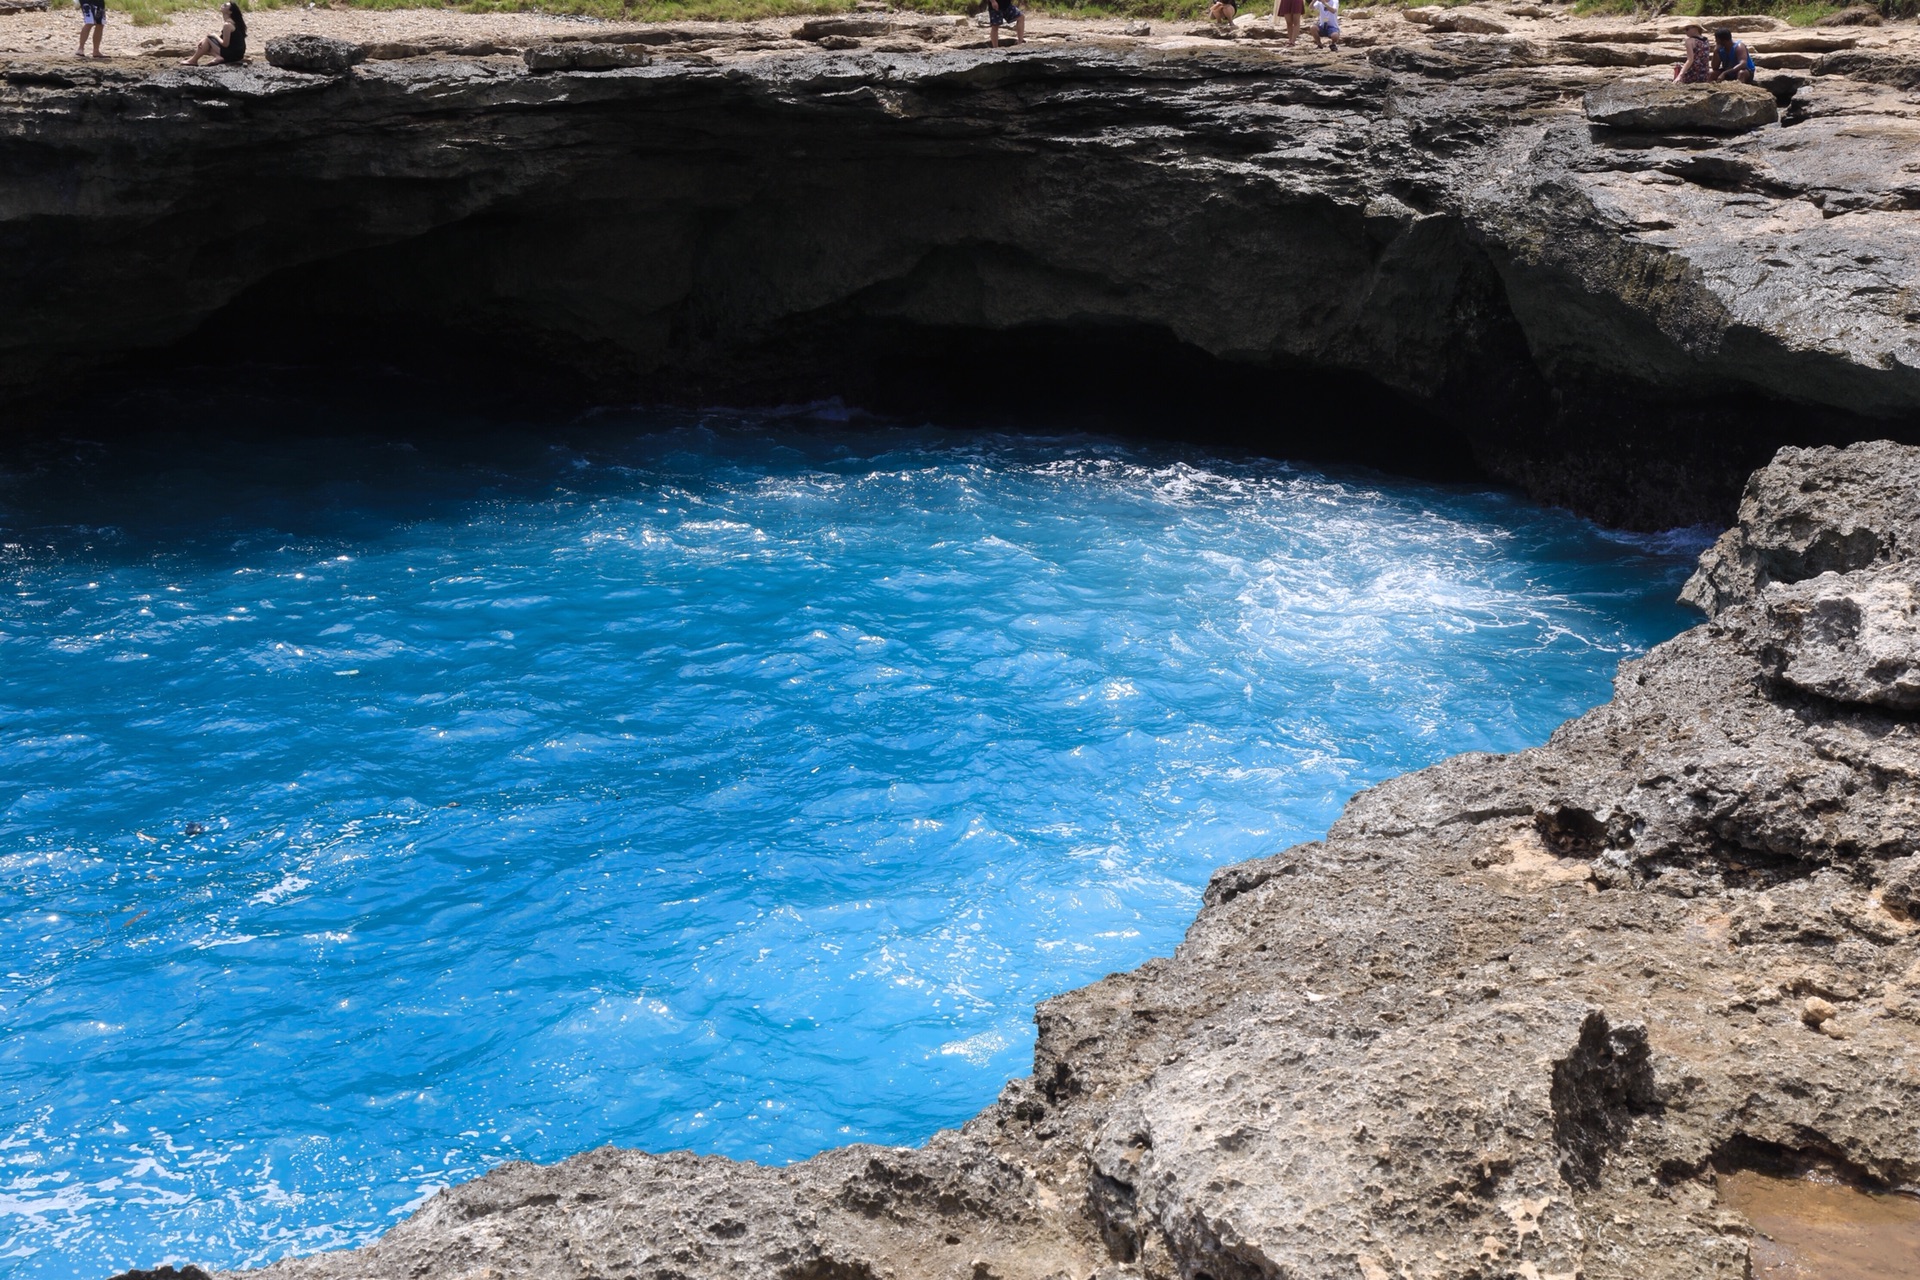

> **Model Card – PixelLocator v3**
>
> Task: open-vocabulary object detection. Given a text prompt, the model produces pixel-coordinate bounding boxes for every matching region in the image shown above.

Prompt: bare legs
[181,34,220,65]
[75,21,100,57]
[1272,3,1300,46]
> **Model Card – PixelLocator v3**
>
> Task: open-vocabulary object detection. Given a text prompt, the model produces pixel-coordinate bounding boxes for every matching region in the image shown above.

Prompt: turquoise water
[0,408,1700,1278]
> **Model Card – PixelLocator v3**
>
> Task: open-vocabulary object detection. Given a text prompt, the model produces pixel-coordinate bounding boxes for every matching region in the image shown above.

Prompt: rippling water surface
[0,405,1702,1277]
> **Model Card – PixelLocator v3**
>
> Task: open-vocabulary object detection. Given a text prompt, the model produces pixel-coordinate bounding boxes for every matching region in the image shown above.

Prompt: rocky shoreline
[146,438,1918,1280]
[5,8,1920,526]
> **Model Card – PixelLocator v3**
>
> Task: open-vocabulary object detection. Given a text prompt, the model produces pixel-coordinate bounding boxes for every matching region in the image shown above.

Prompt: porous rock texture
[202,441,1920,1280]
[1580,79,1778,131]
[524,41,653,73]
[263,34,368,77]
[6,24,1920,526]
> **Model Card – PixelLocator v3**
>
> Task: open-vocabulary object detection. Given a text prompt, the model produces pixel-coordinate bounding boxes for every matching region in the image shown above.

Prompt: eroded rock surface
[193,442,1920,1280]
[524,41,652,72]
[1582,79,1778,131]
[1759,567,1920,710]
[6,23,1920,525]
[263,34,367,76]
[1682,440,1920,614]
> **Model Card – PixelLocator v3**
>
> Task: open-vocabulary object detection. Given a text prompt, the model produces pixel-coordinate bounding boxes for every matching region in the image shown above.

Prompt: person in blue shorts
[76,0,105,59]
[986,0,1023,49]
[1310,0,1339,50]
[1711,28,1755,83]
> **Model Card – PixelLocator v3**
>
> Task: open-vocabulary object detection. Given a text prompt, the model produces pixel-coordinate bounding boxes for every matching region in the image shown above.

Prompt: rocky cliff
[171,437,1920,1280]
[5,16,1920,526]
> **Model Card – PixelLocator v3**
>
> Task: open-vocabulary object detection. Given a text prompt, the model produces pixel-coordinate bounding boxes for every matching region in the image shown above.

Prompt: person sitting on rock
[180,0,246,66]
[1210,0,1238,22]
[1710,28,1755,83]
[1672,23,1712,83]
[1310,0,1339,50]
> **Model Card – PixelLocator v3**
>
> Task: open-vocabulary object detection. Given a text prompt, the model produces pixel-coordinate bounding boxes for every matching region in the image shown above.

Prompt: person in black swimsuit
[181,1,245,66]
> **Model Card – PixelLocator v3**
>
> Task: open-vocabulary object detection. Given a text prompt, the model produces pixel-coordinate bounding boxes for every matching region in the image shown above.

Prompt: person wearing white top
[1311,0,1340,50]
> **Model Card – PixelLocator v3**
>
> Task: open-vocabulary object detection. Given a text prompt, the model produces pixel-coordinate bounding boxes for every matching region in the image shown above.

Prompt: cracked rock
[1583,79,1780,132]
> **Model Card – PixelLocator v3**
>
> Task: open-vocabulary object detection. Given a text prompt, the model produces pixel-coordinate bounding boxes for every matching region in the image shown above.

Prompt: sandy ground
[0,2,1912,64]
[0,6,657,57]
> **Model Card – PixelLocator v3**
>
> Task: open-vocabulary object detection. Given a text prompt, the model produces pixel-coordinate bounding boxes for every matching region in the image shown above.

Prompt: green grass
[1567,0,1869,23]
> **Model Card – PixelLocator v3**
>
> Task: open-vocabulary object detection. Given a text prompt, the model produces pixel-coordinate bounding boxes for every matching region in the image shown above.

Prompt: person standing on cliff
[985,0,1023,49]
[1274,0,1304,46]
[75,0,104,59]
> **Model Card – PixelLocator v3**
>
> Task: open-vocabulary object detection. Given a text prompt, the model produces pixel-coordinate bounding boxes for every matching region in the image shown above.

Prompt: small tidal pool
[0,404,1701,1277]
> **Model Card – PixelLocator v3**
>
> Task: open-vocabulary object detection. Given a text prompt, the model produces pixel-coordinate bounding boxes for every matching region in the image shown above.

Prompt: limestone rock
[1879,855,1920,916]
[796,16,892,40]
[523,42,651,72]
[1812,48,1920,91]
[263,34,367,76]
[1562,28,1664,43]
[1407,5,1510,32]
[1583,79,1780,132]
[1759,566,1920,710]
[1704,14,1789,30]
[7,31,1920,532]
[1817,4,1884,25]
[1432,11,1511,33]
[1682,441,1920,615]
[362,42,432,61]
[1750,34,1859,53]
[1554,40,1667,67]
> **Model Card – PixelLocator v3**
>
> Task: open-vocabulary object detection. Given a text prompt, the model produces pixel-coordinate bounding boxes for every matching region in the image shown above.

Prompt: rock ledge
[1582,77,1779,130]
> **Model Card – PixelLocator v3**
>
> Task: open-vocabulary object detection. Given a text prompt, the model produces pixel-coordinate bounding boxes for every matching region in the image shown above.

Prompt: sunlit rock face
[5,39,1920,527]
